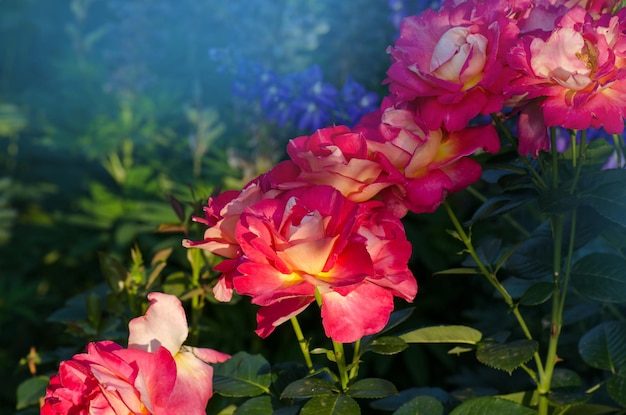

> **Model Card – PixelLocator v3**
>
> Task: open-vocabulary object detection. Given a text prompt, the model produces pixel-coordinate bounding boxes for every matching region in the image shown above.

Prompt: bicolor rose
[232,185,416,343]
[385,2,519,131]
[280,125,395,202]
[42,293,230,415]
[507,7,626,155]
[354,99,500,216]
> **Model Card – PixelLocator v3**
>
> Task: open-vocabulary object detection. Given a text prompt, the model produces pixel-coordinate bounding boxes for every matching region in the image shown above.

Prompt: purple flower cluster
[230,60,379,132]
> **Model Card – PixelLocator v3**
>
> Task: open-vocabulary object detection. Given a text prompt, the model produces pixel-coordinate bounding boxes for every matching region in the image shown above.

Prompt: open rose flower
[385,2,519,131]
[279,125,396,202]
[507,6,626,155]
[354,98,500,216]
[42,293,230,415]
[232,185,416,343]
[182,165,297,302]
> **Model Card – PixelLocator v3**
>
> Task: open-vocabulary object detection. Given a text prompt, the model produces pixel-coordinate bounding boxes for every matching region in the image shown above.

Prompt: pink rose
[232,185,416,343]
[281,125,395,202]
[507,7,626,155]
[385,2,519,131]
[354,99,500,216]
[182,168,292,301]
[42,293,230,415]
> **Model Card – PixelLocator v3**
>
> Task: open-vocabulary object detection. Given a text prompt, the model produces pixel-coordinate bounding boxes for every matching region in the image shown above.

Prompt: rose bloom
[507,7,626,155]
[385,1,519,131]
[182,164,297,302]
[42,293,230,415]
[232,185,416,343]
[279,125,396,202]
[354,98,500,217]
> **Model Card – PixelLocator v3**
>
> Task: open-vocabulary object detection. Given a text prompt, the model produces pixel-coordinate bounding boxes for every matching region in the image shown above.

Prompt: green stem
[333,341,350,392]
[314,287,350,391]
[348,339,361,381]
[443,202,544,379]
[291,317,315,373]
[188,248,204,345]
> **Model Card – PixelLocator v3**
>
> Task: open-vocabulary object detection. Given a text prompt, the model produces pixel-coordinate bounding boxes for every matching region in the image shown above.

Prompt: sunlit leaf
[367,337,408,355]
[400,326,482,345]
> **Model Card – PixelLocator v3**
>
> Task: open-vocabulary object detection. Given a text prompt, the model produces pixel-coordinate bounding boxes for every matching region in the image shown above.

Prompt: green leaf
[393,395,445,415]
[98,252,127,293]
[347,378,397,399]
[281,378,339,399]
[367,336,408,355]
[564,404,622,415]
[449,396,537,415]
[571,253,626,303]
[579,138,617,171]
[379,307,415,335]
[506,229,553,280]
[607,367,626,407]
[547,389,590,406]
[469,192,535,224]
[538,187,578,215]
[580,169,626,228]
[213,352,272,397]
[16,376,49,410]
[498,391,538,407]
[551,369,582,388]
[579,321,626,372]
[400,325,482,345]
[448,345,475,355]
[234,396,273,415]
[476,340,538,374]
[519,282,554,306]
[300,394,360,415]
[371,387,451,411]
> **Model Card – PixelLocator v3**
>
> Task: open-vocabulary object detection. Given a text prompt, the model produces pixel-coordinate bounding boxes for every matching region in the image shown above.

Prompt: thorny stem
[443,202,545,380]
[538,130,583,415]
